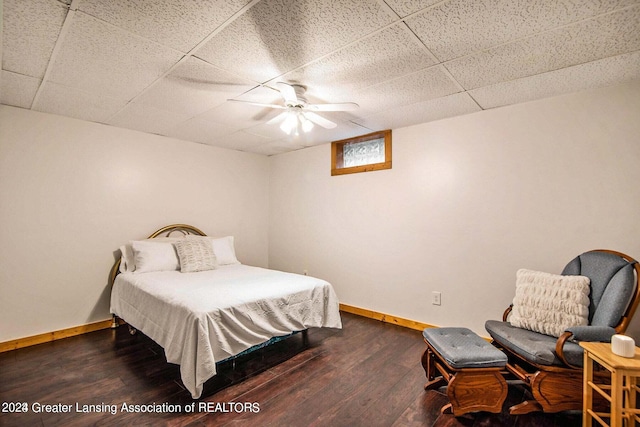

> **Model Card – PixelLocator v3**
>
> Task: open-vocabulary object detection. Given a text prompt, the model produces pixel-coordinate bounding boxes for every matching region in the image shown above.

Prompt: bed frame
[108,224,309,373]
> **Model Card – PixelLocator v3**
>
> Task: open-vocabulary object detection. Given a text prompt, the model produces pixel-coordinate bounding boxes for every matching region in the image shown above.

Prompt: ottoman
[421,327,508,416]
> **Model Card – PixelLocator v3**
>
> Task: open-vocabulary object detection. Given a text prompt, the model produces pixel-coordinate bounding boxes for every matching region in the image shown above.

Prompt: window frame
[331,129,392,176]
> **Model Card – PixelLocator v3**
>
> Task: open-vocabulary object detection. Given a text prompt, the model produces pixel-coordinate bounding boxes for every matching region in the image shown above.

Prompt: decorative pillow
[186,235,240,265]
[131,240,180,273]
[510,269,590,337]
[174,239,218,273]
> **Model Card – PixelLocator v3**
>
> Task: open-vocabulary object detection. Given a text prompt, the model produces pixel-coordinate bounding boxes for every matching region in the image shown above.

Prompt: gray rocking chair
[485,249,640,414]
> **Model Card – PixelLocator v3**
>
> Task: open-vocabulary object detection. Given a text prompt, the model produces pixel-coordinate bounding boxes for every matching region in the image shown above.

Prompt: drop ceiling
[2,0,639,156]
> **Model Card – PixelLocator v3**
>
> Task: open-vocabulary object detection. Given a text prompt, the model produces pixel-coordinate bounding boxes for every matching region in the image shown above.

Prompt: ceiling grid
[1,0,638,155]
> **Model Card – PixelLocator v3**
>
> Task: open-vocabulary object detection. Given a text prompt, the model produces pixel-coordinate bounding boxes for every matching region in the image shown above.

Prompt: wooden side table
[581,341,640,427]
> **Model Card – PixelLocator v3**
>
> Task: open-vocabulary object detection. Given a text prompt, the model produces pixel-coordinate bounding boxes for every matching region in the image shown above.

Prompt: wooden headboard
[108,223,207,287]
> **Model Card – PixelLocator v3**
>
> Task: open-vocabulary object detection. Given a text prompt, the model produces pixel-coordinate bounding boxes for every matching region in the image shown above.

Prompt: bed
[109,224,342,398]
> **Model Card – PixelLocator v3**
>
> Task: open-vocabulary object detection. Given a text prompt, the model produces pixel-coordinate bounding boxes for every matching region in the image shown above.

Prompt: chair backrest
[562,250,640,332]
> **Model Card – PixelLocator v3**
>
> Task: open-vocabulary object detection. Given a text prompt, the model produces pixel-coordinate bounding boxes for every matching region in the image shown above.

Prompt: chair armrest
[555,326,616,369]
[564,325,616,342]
[502,304,513,322]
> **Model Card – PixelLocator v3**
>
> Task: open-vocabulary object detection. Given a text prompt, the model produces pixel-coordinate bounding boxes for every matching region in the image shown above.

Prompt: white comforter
[110,265,342,398]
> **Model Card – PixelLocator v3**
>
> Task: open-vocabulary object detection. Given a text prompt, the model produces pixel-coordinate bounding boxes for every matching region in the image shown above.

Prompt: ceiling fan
[228,82,358,135]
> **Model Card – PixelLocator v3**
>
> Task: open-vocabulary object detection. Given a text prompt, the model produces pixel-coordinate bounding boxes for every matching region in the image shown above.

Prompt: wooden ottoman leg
[447,369,508,415]
[422,347,447,390]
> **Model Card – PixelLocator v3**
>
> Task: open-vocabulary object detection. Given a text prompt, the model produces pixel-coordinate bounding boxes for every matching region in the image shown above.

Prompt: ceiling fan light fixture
[280,112,298,135]
[300,114,314,133]
[230,82,355,134]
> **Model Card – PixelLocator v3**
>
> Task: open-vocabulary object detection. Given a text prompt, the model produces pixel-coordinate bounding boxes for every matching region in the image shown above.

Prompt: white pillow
[174,239,218,273]
[118,244,134,273]
[187,235,240,265]
[119,237,183,272]
[510,269,590,337]
[131,240,180,273]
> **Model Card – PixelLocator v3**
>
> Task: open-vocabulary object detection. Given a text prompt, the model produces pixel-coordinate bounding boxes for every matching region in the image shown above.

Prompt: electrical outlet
[432,291,441,306]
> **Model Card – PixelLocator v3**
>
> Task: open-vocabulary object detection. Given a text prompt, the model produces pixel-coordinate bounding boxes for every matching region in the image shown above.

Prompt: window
[331,129,392,176]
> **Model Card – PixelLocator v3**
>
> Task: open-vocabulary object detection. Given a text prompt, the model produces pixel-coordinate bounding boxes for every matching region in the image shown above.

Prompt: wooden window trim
[331,129,392,176]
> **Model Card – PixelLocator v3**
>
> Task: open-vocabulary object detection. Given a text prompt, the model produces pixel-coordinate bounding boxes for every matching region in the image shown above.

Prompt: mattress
[110,264,342,398]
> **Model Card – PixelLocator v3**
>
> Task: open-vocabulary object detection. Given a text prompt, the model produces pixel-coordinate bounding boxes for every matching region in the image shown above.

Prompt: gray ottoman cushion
[423,327,507,369]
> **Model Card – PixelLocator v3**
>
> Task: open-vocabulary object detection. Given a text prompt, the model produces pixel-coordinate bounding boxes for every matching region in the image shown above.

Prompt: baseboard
[0,319,114,353]
[339,303,493,341]
[339,303,436,331]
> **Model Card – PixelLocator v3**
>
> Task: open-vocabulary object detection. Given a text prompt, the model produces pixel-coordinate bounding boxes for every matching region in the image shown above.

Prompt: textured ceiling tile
[107,101,191,136]
[279,24,436,99]
[46,12,183,100]
[469,51,640,109]
[219,130,278,152]
[134,57,257,117]
[243,121,294,140]
[448,6,640,89]
[2,0,68,78]
[383,0,443,17]
[0,71,41,108]
[78,0,251,53]
[195,0,395,82]
[199,100,283,130]
[352,65,461,115]
[406,0,640,61]
[353,93,481,130]
[34,81,128,123]
[250,138,308,156]
[166,115,241,145]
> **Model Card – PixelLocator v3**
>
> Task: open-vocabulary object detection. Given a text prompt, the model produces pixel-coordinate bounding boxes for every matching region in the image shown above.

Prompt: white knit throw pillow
[510,269,590,337]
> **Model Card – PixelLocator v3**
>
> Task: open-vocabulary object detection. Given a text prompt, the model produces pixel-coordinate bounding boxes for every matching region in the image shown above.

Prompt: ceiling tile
[0,71,41,108]
[447,6,640,89]
[134,57,258,117]
[218,130,279,152]
[46,12,183,101]
[107,102,191,136]
[353,92,481,130]
[2,0,67,78]
[249,138,308,156]
[199,100,284,130]
[383,0,444,18]
[34,81,128,123]
[195,0,395,82]
[406,0,640,61]
[279,24,437,99]
[469,51,640,109]
[166,115,242,145]
[78,0,251,53]
[352,65,461,115]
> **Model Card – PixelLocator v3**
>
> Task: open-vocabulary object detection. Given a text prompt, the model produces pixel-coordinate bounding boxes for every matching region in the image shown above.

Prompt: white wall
[0,106,270,342]
[269,80,640,340]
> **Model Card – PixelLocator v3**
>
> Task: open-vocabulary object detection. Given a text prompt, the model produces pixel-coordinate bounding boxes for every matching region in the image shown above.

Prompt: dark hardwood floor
[0,312,582,426]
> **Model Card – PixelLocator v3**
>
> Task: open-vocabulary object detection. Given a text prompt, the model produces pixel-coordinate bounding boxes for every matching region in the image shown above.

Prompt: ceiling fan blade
[266,111,288,125]
[276,82,298,104]
[304,112,337,129]
[305,102,359,112]
[227,99,286,109]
